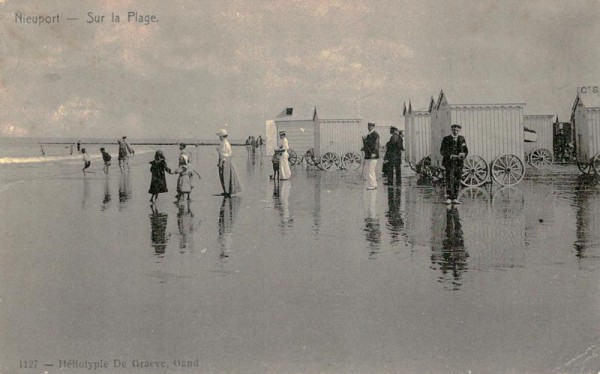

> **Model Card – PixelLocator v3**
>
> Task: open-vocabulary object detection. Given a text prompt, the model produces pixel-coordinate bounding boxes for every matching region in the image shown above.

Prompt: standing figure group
[148,144,202,204]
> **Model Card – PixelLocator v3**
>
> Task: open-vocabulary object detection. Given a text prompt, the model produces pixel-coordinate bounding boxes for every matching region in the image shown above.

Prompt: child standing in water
[82,148,92,174]
[100,148,112,174]
[173,155,201,203]
[149,150,171,204]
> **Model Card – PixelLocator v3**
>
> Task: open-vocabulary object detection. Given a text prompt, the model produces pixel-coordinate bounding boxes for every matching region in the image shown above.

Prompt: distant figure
[383,126,404,185]
[258,135,264,147]
[179,143,191,164]
[173,155,201,203]
[361,122,380,190]
[100,147,112,174]
[122,136,135,156]
[77,140,81,153]
[278,131,292,180]
[117,139,129,172]
[440,124,468,204]
[271,149,282,181]
[216,128,242,197]
[81,148,92,174]
[40,145,45,156]
[149,150,171,204]
[245,137,252,155]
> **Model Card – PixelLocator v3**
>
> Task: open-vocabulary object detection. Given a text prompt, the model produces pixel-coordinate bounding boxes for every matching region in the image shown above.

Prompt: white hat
[216,129,228,136]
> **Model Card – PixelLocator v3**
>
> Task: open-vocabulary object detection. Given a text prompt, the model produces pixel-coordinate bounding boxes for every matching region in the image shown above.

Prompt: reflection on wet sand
[273,181,293,228]
[363,189,381,259]
[82,177,90,209]
[385,185,407,246]
[431,205,468,290]
[101,177,111,211]
[150,205,169,256]
[119,173,132,209]
[573,175,600,258]
[218,196,240,262]
[177,200,195,253]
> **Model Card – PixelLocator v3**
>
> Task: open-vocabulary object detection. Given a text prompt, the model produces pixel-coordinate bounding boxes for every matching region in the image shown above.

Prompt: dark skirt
[149,160,170,194]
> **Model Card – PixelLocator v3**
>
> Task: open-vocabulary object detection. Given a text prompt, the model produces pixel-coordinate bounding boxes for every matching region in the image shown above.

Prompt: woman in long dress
[278,131,292,180]
[216,129,242,197]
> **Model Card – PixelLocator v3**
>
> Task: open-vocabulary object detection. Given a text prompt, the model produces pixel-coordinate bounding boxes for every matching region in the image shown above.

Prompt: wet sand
[0,147,599,373]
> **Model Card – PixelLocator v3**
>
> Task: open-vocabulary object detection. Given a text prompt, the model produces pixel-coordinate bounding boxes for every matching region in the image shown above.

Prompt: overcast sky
[1,0,599,138]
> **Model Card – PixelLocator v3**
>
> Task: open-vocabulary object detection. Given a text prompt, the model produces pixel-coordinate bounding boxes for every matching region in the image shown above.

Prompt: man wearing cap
[383,126,404,185]
[440,124,468,204]
[361,122,380,190]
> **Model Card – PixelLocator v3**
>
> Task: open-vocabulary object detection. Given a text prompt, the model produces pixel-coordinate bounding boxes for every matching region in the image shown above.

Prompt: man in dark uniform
[440,124,468,204]
[361,122,380,190]
[383,126,404,185]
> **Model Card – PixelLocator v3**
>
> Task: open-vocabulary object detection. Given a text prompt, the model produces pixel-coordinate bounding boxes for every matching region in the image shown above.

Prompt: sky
[1,0,599,138]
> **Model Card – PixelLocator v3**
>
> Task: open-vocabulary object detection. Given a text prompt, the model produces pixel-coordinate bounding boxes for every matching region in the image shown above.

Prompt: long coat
[440,135,468,169]
[362,131,380,160]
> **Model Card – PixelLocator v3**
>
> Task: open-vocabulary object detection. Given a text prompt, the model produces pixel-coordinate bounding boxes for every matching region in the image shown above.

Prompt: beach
[0,144,599,373]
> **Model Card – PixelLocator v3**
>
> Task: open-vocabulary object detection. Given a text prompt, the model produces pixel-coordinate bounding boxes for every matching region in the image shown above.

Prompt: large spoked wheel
[491,154,525,186]
[341,152,363,171]
[320,152,340,171]
[528,148,553,169]
[288,149,299,166]
[461,155,489,187]
[305,149,316,166]
[592,154,600,175]
[577,161,593,175]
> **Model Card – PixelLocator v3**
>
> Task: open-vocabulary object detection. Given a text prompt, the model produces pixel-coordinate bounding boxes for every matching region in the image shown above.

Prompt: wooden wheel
[320,152,340,171]
[461,155,488,187]
[577,161,593,175]
[528,148,553,169]
[491,154,525,186]
[593,154,600,174]
[287,149,298,166]
[341,152,362,171]
[305,149,316,166]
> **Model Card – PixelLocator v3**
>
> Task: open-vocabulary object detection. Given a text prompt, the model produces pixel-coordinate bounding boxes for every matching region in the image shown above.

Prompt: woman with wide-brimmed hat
[278,131,292,180]
[216,128,242,197]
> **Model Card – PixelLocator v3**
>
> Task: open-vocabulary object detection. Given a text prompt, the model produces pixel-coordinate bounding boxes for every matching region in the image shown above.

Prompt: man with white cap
[440,124,468,204]
[216,128,241,197]
[361,122,380,190]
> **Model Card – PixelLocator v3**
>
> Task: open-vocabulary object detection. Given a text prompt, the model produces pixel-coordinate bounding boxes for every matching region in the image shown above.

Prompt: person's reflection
[150,204,169,256]
[364,189,381,259]
[431,206,468,290]
[177,200,195,253]
[218,196,240,262]
[82,177,91,210]
[274,181,293,228]
[101,177,111,211]
[573,174,600,258]
[386,186,406,245]
[119,172,132,209]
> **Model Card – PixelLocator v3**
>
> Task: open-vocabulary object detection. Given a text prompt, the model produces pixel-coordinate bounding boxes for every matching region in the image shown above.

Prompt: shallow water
[0,146,599,373]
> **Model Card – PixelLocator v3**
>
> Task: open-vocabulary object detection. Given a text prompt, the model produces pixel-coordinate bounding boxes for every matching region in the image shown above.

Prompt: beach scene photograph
[2,1,600,373]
